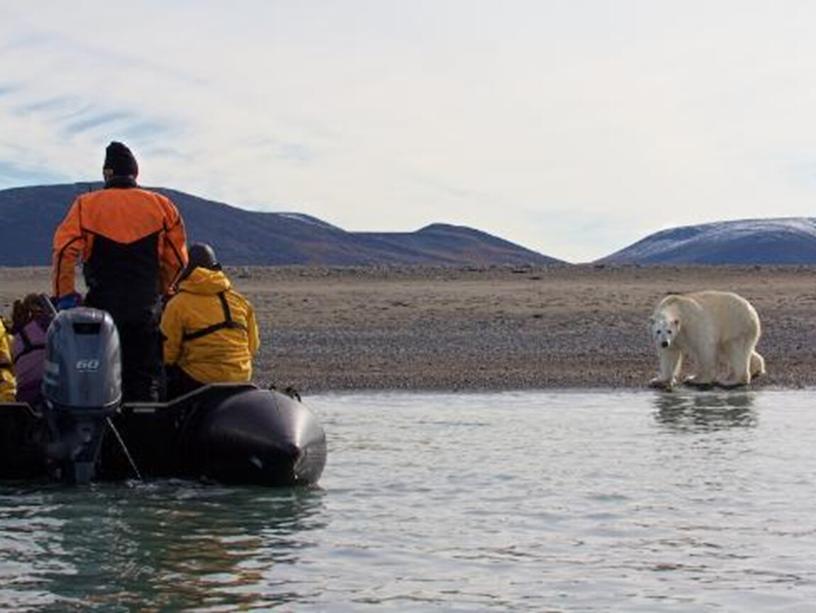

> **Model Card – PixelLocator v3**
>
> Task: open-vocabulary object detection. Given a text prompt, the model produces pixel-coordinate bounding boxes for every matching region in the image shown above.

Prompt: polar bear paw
[649,377,674,391]
[682,375,715,390]
[716,380,749,390]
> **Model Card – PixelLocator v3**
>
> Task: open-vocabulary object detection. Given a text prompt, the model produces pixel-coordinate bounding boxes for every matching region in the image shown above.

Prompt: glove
[55,292,82,311]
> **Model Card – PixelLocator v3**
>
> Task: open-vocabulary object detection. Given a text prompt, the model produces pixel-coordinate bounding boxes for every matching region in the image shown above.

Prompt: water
[1,390,816,611]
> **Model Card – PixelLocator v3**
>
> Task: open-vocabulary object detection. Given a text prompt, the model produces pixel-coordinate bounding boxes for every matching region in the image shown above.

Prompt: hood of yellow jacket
[178,267,231,295]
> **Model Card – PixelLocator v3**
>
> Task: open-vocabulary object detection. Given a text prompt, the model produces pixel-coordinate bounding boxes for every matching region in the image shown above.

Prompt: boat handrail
[123,382,259,413]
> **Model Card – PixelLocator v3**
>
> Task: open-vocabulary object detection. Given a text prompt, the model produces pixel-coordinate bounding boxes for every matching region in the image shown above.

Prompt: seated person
[0,318,15,402]
[160,243,260,399]
[10,294,54,405]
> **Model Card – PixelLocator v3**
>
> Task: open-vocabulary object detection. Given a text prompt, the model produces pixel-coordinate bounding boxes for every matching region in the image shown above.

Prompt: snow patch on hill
[601,218,816,264]
[277,213,342,231]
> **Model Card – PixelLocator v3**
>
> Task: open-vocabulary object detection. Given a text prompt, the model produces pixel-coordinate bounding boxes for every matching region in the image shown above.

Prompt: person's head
[102,141,139,183]
[180,243,221,281]
[11,294,49,333]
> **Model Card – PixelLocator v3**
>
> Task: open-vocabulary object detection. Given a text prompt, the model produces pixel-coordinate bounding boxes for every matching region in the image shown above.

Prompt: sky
[2,1,816,263]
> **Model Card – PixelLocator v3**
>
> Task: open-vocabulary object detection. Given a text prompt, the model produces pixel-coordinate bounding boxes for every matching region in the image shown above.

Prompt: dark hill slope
[359,224,552,265]
[0,183,562,266]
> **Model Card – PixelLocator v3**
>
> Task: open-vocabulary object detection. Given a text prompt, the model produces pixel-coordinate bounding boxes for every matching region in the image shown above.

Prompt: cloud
[63,111,135,136]
[0,160,69,186]
[2,1,816,262]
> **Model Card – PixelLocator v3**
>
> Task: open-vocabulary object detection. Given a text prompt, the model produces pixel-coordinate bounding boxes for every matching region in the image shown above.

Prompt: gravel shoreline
[3,265,815,394]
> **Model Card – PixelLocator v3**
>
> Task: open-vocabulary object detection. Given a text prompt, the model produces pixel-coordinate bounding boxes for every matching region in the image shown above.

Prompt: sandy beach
[2,264,814,393]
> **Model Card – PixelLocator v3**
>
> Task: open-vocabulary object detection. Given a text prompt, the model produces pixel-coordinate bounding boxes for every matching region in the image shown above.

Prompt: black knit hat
[103,141,139,177]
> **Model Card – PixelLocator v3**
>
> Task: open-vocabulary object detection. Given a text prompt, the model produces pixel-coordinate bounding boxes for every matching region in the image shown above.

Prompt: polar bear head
[650,314,680,349]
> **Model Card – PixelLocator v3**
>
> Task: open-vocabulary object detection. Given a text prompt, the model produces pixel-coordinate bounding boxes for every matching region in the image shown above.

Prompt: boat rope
[106,417,143,481]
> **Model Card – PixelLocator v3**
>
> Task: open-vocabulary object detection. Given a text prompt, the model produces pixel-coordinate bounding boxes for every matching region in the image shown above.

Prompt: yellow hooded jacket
[160,267,260,384]
[0,319,17,402]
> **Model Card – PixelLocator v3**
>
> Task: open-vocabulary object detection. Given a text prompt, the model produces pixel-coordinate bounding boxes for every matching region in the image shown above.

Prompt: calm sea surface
[1,390,816,611]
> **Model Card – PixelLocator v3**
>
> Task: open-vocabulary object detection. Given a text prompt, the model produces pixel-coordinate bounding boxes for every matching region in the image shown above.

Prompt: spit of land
[2,264,812,392]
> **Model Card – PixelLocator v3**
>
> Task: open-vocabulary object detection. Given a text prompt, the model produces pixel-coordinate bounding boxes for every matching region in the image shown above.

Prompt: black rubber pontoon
[104,384,327,485]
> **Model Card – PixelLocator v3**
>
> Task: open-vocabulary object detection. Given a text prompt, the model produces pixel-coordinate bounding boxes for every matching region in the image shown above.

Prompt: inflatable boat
[0,308,326,486]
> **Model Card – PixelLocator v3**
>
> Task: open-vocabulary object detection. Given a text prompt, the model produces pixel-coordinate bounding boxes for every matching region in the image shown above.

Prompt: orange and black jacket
[53,180,188,317]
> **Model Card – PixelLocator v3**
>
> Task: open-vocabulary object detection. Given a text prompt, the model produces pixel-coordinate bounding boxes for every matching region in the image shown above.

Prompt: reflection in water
[1,482,326,610]
[652,390,757,432]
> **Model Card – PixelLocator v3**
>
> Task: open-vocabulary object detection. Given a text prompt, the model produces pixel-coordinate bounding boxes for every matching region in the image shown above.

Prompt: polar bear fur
[650,291,765,389]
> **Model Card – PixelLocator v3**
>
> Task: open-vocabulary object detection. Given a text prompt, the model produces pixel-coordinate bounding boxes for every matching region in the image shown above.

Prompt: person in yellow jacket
[160,243,260,398]
[0,319,17,402]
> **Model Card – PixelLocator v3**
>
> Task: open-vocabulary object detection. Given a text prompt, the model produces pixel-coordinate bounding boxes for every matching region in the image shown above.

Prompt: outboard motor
[42,308,122,484]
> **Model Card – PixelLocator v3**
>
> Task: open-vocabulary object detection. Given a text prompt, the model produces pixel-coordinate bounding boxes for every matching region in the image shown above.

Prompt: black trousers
[85,291,163,403]
[165,365,205,400]
[116,317,163,403]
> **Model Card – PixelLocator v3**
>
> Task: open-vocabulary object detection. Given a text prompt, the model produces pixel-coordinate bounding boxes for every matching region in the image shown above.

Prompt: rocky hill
[0,183,562,266]
[598,218,816,264]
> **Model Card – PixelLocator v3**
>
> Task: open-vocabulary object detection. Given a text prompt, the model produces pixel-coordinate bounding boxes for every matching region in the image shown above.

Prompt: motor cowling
[42,308,122,483]
[43,308,121,409]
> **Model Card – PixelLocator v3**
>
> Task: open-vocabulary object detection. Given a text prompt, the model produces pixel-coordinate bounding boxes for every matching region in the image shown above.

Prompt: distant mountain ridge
[9,184,811,266]
[599,218,816,265]
[0,183,562,267]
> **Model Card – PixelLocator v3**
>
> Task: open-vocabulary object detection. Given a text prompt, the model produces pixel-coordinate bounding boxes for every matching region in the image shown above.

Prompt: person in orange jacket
[52,141,188,401]
[160,243,260,399]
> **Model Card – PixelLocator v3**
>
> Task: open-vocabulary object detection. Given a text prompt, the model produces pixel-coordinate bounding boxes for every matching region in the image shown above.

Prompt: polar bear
[649,291,765,390]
